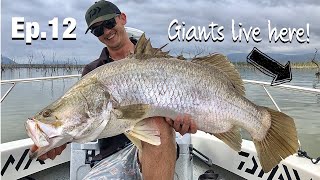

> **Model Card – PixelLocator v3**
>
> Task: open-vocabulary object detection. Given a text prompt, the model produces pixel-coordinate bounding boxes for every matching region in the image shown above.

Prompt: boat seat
[70,133,193,180]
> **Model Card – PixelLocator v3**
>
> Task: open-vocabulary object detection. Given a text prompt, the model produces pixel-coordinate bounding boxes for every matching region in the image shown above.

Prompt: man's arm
[139,115,197,179]
[166,114,198,135]
[30,144,67,160]
[140,117,176,179]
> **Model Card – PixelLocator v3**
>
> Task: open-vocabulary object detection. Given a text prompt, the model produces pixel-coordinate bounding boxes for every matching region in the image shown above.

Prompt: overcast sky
[1,0,320,64]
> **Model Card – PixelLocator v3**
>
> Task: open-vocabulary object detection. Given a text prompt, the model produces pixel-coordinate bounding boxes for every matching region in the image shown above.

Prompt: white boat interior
[1,75,319,180]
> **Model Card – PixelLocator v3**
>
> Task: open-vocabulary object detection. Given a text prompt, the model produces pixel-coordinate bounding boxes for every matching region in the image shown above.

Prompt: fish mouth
[25,119,50,148]
[26,118,73,159]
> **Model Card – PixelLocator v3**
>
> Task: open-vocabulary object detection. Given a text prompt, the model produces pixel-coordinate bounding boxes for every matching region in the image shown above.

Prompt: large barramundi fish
[25,34,298,172]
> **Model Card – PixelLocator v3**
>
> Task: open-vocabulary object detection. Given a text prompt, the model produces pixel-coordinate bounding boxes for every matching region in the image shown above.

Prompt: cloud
[1,0,319,63]
[248,0,320,7]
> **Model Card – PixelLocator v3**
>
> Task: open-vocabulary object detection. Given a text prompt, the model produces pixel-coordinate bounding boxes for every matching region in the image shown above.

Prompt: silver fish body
[94,57,268,141]
[26,34,298,172]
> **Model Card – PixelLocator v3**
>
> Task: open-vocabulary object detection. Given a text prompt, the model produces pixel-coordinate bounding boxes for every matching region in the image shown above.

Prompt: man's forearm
[140,117,176,180]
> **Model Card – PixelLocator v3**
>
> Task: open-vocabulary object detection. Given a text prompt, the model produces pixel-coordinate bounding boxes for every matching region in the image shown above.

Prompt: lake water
[1,67,320,157]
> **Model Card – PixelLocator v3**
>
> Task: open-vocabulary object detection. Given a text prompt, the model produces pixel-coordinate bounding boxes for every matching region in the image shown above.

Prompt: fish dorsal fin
[134,33,172,59]
[213,126,242,151]
[191,54,245,95]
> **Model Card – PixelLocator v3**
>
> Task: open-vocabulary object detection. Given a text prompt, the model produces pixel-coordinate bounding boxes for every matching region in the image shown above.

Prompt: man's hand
[30,144,67,161]
[165,114,197,135]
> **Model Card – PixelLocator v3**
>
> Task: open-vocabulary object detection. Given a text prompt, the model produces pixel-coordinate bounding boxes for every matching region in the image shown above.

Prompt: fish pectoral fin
[213,126,242,152]
[128,119,161,147]
[124,132,143,151]
[115,104,151,119]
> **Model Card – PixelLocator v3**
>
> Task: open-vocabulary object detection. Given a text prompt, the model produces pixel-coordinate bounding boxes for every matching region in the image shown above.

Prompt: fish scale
[25,34,298,172]
[98,59,253,134]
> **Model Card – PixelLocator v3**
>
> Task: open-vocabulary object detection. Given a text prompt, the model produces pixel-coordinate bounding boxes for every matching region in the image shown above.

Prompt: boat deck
[19,156,244,180]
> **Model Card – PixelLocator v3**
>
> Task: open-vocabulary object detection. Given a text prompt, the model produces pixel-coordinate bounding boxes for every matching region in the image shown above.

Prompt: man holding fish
[27,0,299,179]
[30,0,197,179]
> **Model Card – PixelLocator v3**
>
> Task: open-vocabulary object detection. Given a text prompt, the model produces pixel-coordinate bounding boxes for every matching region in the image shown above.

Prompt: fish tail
[253,107,299,172]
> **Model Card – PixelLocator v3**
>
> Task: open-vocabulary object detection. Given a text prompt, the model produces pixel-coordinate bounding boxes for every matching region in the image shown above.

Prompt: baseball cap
[85,0,121,34]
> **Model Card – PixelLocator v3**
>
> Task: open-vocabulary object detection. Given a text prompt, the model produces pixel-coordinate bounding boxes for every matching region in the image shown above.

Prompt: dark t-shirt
[81,38,137,152]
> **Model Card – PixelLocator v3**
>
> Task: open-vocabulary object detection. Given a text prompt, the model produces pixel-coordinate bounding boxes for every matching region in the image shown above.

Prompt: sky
[1,0,320,64]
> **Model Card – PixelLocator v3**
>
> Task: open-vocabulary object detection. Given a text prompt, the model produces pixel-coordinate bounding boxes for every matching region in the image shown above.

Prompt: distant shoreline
[233,62,319,69]
[1,64,85,69]
[1,62,319,69]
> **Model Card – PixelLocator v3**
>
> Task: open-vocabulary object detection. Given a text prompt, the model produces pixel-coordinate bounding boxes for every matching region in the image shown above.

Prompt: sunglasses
[90,17,118,37]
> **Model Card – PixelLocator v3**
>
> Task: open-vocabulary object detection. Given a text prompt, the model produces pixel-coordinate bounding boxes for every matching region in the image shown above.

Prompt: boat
[1,28,319,180]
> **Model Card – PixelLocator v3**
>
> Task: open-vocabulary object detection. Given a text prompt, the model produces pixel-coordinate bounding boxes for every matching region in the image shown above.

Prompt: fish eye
[42,109,52,117]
